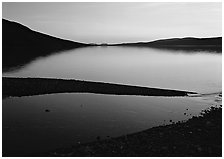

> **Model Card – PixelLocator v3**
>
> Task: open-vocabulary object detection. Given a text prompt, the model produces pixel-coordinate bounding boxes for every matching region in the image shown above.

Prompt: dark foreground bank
[2,77,196,98]
[35,106,221,157]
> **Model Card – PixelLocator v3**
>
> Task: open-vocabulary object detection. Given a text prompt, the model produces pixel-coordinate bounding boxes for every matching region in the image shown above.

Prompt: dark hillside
[2,19,89,71]
[114,37,222,52]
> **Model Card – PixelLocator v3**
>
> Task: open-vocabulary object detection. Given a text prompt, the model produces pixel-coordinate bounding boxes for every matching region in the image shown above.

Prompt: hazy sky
[3,2,222,44]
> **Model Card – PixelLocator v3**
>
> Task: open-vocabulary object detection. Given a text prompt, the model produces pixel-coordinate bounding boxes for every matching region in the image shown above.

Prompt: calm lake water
[3,93,221,155]
[3,46,222,155]
[3,46,222,93]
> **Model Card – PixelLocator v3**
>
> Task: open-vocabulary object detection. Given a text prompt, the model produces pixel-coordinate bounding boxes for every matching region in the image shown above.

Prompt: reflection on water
[2,46,222,156]
[3,93,221,155]
[3,46,222,93]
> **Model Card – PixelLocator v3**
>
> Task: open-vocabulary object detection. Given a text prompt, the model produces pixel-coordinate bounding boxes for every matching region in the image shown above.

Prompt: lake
[3,46,221,93]
[2,46,222,155]
[3,93,221,155]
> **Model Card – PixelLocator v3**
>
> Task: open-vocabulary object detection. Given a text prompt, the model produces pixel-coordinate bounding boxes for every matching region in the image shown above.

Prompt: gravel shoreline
[43,106,221,157]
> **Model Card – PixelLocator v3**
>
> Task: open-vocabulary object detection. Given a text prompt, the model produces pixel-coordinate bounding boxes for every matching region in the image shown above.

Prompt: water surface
[3,46,222,155]
[3,46,221,93]
[3,93,221,155]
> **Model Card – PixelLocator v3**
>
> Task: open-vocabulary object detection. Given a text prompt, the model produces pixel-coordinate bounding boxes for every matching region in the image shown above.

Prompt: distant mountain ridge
[114,37,221,46]
[110,37,222,52]
[149,37,221,45]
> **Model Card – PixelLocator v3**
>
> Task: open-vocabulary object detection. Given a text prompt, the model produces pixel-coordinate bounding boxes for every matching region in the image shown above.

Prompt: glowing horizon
[3,2,222,44]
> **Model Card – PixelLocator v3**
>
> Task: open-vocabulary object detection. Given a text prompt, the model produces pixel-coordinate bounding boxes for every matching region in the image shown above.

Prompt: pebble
[45,109,50,112]
[162,146,168,150]
[96,136,101,140]
[206,121,212,126]
[197,146,202,152]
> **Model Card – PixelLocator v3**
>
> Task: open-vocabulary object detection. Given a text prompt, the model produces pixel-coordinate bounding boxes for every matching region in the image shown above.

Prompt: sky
[2,2,222,44]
